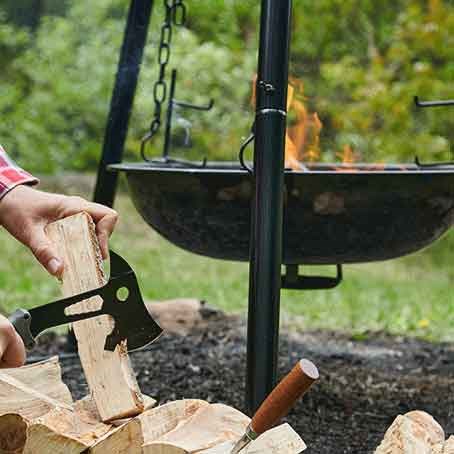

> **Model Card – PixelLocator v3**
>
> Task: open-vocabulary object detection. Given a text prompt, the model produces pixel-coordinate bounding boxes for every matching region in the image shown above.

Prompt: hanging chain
[141,0,187,161]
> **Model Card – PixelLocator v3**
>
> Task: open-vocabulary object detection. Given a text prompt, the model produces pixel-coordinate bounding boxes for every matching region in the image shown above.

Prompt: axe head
[102,251,163,351]
[10,251,163,352]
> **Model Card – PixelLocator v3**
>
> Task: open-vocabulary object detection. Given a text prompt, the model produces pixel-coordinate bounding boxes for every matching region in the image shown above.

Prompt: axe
[9,250,163,352]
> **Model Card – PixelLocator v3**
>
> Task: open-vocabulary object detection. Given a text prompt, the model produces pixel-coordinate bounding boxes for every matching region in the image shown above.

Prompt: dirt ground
[31,311,454,454]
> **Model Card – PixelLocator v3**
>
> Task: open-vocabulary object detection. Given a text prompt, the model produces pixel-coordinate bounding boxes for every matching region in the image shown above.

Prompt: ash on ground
[32,308,454,454]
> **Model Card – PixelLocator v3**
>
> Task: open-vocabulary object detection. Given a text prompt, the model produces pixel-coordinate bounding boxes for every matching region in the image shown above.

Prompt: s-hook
[413,95,454,168]
[239,122,255,175]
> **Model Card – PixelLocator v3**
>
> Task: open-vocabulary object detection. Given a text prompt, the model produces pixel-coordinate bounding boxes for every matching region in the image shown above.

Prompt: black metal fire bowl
[110,162,454,265]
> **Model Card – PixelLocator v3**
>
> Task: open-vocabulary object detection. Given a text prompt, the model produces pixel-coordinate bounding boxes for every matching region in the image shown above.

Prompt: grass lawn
[1,175,454,341]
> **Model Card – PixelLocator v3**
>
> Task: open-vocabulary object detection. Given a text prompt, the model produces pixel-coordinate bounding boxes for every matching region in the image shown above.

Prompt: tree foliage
[0,0,452,172]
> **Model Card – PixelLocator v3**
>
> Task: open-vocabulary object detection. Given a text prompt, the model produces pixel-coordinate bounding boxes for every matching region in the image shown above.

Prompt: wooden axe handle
[250,359,319,435]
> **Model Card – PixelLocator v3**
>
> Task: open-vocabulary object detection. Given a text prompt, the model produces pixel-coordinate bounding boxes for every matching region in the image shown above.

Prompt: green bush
[0,0,452,172]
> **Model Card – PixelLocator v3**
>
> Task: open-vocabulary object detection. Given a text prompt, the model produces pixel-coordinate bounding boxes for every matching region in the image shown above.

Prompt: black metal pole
[93,0,154,207]
[246,0,292,414]
[163,69,177,160]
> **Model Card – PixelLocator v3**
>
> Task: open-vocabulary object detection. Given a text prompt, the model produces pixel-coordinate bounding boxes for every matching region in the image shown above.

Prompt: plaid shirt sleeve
[0,145,39,200]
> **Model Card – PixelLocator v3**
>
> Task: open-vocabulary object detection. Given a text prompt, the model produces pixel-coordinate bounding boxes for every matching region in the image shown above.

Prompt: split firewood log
[0,353,159,454]
[140,400,306,454]
[0,356,72,453]
[0,365,111,454]
[432,435,454,454]
[139,399,209,443]
[197,424,307,453]
[143,403,249,453]
[23,392,160,454]
[0,414,28,454]
[85,393,157,454]
[0,356,72,420]
[23,399,112,454]
[47,213,144,422]
[375,411,445,454]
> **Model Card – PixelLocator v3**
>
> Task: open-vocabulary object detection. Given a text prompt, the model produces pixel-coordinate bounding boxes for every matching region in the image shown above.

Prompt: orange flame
[286,80,323,169]
[251,76,362,170]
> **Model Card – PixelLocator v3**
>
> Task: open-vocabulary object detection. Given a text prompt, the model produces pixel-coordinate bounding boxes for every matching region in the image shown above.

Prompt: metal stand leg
[246,0,293,415]
[93,0,154,207]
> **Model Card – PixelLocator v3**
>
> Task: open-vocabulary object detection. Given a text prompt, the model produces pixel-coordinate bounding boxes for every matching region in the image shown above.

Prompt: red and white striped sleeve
[0,145,39,200]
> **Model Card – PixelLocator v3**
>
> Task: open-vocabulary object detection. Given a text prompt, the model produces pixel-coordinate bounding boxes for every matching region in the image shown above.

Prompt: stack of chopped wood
[0,213,306,453]
[375,410,454,454]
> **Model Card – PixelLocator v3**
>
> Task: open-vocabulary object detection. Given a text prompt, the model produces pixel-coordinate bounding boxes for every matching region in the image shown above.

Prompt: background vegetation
[1,0,453,171]
[0,0,454,341]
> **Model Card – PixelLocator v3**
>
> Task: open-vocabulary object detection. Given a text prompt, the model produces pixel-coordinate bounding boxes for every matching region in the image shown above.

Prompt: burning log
[46,212,144,422]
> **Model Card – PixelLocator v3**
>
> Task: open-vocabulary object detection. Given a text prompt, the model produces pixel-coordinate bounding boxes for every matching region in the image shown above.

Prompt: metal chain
[141,0,187,161]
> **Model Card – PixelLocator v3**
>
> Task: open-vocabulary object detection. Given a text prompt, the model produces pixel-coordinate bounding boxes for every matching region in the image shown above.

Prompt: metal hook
[414,155,454,168]
[413,96,454,166]
[239,132,255,175]
[140,120,161,161]
[414,96,454,108]
[239,122,256,175]
[174,99,214,111]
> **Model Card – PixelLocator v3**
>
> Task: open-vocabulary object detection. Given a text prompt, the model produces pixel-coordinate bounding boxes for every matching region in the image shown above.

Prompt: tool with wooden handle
[231,359,319,454]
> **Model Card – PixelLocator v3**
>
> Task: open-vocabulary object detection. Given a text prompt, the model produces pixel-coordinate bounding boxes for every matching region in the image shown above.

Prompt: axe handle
[250,359,319,435]
[9,309,35,350]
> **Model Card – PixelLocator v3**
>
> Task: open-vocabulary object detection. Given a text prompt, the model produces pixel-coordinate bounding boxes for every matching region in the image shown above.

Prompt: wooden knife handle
[250,359,319,435]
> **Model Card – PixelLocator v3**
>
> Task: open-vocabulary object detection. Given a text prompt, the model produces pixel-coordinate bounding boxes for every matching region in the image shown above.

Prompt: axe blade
[103,251,163,351]
[10,250,163,352]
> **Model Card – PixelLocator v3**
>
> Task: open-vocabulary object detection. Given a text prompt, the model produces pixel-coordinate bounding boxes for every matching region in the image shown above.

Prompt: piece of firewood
[0,356,73,452]
[375,411,445,454]
[87,399,205,454]
[0,414,28,454]
[150,404,249,452]
[97,394,157,428]
[0,354,157,454]
[88,419,143,454]
[432,435,454,454]
[86,393,157,454]
[141,401,306,454]
[0,393,111,454]
[0,356,72,419]
[46,212,144,422]
[139,399,209,444]
[23,399,112,454]
[0,371,72,422]
[197,423,307,453]
[20,392,157,454]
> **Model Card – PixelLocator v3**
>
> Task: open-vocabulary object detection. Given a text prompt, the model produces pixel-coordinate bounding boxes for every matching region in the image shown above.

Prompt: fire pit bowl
[110,162,454,265]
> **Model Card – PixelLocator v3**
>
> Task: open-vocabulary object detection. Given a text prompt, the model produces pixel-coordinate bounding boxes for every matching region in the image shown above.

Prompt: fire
[334,145,362,172]
[250,76,361,170]
[285,79,322,170]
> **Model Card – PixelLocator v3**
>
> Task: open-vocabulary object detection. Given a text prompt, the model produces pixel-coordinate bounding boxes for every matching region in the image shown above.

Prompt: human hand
[0,315,25,368]
[0,185,118,277]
